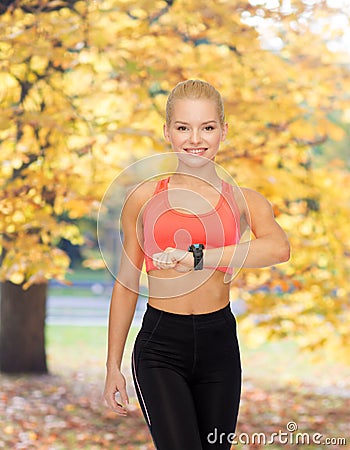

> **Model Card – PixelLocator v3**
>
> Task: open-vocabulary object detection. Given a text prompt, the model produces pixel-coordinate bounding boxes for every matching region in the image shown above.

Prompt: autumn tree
[0,0,97,372]
[1,0,349,373]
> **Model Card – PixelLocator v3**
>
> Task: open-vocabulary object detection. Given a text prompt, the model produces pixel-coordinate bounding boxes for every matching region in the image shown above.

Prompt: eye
[177,126,188,131]
[204,125,215,131]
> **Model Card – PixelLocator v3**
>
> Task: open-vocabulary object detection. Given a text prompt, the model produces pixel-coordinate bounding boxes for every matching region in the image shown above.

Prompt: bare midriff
[147,269,231,315]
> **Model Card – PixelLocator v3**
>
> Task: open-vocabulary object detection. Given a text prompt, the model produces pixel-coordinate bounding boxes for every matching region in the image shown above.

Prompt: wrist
[106,360,121,371]
[185,251,194,267]
[201,248,219,268]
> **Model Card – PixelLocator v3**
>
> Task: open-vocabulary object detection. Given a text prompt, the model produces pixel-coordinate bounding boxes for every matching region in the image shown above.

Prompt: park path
[46,290,148,327]
[46,283,243,327]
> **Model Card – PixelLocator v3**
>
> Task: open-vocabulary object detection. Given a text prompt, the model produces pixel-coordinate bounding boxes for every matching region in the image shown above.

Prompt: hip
[133,302,241,374]
[135,301,239,348]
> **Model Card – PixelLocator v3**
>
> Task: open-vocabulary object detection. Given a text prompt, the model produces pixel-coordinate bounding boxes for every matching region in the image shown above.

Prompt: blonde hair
[166,79,225,126]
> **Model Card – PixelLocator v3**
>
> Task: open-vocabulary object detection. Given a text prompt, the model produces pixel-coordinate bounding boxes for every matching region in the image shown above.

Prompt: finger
[118,386,129,406]
[161,255,176,269]
[164,253,175,265]
[105,390,128,412]
[114,403,128,416]
[115,403,128,415]
[153,253,175,269]
[152,252,165,267]
[111,401,128,415]
[105,394,128,415]
[155,250,176,261]
[152,255,162,268]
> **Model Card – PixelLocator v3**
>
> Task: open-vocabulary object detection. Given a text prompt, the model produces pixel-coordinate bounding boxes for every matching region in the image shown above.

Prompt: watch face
[188,244,204,270]
[188,244,205,252]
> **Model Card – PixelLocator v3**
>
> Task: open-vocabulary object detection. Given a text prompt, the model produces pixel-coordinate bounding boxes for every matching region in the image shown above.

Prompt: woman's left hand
[152,247,193,272]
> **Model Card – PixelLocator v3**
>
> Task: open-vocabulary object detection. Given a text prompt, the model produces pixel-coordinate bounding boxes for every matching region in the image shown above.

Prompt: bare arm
[203,188,290,269]
[104,187,145,415]
[105,281,139,371]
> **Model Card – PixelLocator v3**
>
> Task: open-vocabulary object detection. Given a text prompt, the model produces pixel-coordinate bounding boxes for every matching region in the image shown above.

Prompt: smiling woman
[103,79,290,450]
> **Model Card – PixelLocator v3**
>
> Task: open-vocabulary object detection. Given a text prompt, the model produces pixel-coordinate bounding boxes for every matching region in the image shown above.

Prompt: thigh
[132,353,203,450]
[192,373,241,450]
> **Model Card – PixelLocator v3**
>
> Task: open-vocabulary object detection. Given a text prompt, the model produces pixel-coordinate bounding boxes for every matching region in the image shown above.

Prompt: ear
[221,123,228,142]
[163,123,170,142]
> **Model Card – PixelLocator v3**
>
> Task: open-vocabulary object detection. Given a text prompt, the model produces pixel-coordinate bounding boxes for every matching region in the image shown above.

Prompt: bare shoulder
[238,187,275,227]
[240,187,272,208]
[123,179,158,208]
[232,186,272,214]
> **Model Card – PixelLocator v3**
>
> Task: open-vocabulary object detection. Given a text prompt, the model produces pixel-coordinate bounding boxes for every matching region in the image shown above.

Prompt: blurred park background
[1,0,350,448]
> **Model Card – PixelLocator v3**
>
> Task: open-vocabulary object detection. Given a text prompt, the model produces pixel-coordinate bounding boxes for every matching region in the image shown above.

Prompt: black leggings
[132,302,241,450]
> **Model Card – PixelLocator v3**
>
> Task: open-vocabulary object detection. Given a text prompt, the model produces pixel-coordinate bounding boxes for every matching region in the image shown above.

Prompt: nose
[189,128,201,144]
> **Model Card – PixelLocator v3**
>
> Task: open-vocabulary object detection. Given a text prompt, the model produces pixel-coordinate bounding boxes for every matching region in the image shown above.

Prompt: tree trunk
[0,281,48,373]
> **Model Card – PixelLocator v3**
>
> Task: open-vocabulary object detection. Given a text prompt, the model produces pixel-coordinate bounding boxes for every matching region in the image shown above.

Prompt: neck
[172,159,221,186]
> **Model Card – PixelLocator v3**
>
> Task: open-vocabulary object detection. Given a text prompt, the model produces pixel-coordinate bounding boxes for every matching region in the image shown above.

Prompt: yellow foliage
[0,0,349,358]
[82,258,106,270]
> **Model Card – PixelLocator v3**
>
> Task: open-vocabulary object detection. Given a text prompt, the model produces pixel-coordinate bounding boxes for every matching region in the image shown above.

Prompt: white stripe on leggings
[132,348,152,427]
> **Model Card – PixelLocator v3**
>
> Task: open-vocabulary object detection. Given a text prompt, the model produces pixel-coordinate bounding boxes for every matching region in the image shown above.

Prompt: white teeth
[185,149,206,154]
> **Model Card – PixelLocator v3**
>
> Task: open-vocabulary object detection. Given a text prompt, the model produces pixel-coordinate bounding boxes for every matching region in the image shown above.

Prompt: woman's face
[164,98,228,164]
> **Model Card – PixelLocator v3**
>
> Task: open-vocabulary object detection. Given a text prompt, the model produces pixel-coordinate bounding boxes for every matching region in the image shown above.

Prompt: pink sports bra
[142,177,241,274]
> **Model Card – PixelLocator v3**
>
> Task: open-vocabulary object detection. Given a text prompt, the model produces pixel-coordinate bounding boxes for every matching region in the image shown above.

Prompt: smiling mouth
[184,148,207,155]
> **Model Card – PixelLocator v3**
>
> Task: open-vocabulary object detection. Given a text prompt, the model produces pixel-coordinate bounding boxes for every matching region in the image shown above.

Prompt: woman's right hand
[103,366,129,416]
[152,247,193,271]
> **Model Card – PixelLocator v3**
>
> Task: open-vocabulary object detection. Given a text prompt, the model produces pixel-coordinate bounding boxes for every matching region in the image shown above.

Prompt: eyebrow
[174,120,218,125]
